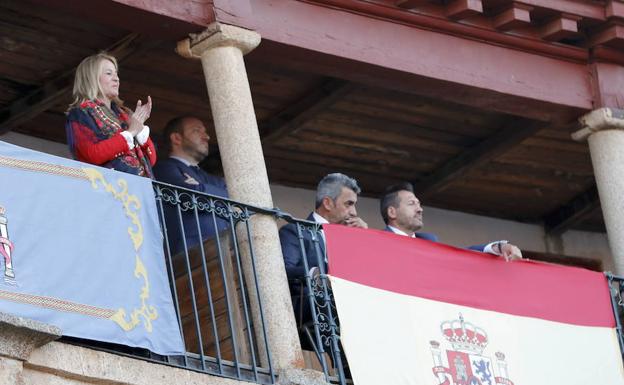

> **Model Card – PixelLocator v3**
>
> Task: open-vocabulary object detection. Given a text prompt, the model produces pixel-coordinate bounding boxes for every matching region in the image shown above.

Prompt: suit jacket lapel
[307,212,328,269]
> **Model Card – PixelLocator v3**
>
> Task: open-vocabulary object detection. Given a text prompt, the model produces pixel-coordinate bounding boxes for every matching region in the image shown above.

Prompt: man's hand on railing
[310,266,331,289]
[310,266,321,284]
[500,243,523,262]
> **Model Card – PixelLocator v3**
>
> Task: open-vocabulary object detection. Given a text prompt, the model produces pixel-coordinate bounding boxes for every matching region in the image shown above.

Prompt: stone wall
[24,341,249,385]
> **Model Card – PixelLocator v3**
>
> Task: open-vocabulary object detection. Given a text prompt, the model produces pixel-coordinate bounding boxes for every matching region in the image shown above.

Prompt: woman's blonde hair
[68,52,123,109]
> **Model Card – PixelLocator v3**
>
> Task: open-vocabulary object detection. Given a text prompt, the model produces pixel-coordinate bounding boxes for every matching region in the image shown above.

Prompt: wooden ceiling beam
[540,14,581,41]
[28,0,209,38]
[606,0,624,19]
[588,23,624,47]
[543,185,600,234]
[0,33,144,135]
[412,118,545,198]
[392,0,613,21]
[396,0,431,9]
[260,78,356,144]
[446,0,483,20]
[493,4,533,31]
[510,0,603,20]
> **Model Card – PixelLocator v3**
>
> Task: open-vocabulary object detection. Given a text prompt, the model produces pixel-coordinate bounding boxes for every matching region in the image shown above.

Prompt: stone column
[176,23,305,372]
[0,312,61,385]
[573,107,624,274]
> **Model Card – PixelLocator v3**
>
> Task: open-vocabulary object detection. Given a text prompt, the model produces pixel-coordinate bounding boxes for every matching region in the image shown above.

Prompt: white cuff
[484,240,508,255]
[120,131,135,150]
[136,125,150,146]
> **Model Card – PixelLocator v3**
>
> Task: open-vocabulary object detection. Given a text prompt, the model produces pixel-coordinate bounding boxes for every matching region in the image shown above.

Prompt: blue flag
[0,140,184,355]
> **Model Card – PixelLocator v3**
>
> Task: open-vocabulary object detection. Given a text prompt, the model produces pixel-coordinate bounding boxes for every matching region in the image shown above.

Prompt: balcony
[0,159,348,384]
[0,1,623,384]
[0,161,621,384]
[7,103,616,384]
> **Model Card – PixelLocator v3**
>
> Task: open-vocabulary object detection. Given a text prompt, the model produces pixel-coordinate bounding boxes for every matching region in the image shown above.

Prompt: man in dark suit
[153,116,228,255]
[380,182,522,260]
[279,173,368,326]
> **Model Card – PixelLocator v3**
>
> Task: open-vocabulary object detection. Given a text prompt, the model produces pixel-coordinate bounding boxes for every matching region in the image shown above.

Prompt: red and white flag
[325,224,624,385]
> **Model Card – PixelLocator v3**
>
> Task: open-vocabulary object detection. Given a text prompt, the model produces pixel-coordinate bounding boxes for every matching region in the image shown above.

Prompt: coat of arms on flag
[430,314,513,385]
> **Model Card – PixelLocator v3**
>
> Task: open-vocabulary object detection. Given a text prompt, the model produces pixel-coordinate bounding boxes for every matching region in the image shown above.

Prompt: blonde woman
[65,52,156,177]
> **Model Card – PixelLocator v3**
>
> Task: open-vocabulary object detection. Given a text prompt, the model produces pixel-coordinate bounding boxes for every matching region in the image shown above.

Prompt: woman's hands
[133,96,152,124]
[128,96,152,136]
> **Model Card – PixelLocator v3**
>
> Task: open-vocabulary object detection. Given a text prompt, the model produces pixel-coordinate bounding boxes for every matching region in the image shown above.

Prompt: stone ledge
[0,312,61,360]
[26,341,333,385]
[27,341,262,385]
[277,368,331,385]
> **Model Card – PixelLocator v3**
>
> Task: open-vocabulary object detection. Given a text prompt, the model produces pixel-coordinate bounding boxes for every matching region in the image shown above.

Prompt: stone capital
[572,107,624,142]
[176,22,261,59]
[0,312,61,360]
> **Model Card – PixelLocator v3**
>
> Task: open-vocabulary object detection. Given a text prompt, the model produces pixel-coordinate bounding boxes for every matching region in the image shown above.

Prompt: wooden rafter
[493,4,533,31]
[412,118,545,198]
[446,0,482,20]
[396,0,431,9]
[540,14,581,41]
[543,185,600,234]
[608,1,624,18]
[0,33,145,134]
[260,78,356,144]
[588,23,624,47]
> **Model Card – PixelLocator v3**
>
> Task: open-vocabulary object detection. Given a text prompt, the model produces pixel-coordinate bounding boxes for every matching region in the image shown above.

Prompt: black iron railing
[607,273,624,361]
[277,216,350,385]
[63,181,277,383]
[152,182,351,384]
[66,181,350,384]
[152,181,275,383]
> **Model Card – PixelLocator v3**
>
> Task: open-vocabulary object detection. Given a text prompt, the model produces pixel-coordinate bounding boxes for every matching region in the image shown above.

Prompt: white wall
[0,132,70,158]
[1,132,612,269]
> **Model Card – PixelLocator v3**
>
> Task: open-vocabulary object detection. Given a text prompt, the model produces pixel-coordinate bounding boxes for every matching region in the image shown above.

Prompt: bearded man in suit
[380,182,522,260]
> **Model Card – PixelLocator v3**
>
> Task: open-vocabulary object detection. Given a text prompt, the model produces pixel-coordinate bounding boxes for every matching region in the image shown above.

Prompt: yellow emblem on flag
[83,168,157,332]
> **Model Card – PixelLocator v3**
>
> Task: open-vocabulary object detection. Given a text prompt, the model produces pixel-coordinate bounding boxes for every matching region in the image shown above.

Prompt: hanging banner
[0,141,184,355]
[325,224,624,385]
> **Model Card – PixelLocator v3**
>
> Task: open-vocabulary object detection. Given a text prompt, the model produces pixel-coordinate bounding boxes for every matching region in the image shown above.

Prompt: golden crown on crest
[440,314,489,354]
